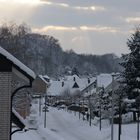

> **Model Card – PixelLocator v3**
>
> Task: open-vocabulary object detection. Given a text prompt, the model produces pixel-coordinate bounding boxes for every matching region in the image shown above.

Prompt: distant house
[81,80,97,96]
[105,79,120,93]
[32,75,50,97]
[0,46,36,140]
[97,73,113,89]
[48,75,96,97]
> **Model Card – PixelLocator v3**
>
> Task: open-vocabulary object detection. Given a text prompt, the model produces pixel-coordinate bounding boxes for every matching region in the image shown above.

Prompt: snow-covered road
[13,107,110,140]
[44,108,109,140]
[13,107,137,140]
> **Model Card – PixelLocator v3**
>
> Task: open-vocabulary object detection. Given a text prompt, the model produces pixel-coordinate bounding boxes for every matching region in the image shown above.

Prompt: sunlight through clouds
[0,0,41,22]
[0,0,43,5]
[74,6,105,11]
[33,26,77,33]
[80,26,119,33]
[0,0,105,11]
[32,25,120,34]
[58,3,69,7]
[0,0,138,56]
[126,17,140,24]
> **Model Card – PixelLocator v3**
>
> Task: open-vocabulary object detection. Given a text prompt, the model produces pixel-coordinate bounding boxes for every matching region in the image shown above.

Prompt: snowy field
[12,107,138,140]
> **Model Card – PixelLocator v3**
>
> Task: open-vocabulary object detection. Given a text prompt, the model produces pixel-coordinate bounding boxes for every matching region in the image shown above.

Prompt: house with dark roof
[48,75,96,97]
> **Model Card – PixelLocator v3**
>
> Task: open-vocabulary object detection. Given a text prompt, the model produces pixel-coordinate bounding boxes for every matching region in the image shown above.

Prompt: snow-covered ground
[12,106,138,140]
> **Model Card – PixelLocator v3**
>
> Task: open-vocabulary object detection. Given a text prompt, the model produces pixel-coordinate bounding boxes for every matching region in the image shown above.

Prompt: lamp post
[44,94,47,128]
[118,92,122,140]
[79,98,81,119]
[110,72,120,140]
[136,96,140,140]
[99,87,104,131]
[89,96,92,126]
[39,95,42,116]
[111,73,116,140]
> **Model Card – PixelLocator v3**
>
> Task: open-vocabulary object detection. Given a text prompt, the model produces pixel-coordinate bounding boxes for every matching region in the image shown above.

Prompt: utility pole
[136,96,140,140]
[99,89,101,131]
[111,73,115,140]
[82,98,85,120]
[99,87,103,131]
[96,76,102,131]
[138,107,139,140]
[118,93,122,140]
[44,95,47,128]
[89,97,92,126]
[39,95,42,116]
[79,98,81,119]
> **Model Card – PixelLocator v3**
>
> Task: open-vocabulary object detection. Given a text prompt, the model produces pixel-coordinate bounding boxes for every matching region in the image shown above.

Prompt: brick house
[0,46,36,140]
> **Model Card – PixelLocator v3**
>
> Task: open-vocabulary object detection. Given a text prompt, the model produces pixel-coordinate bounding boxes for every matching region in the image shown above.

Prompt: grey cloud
[0,0,139,55]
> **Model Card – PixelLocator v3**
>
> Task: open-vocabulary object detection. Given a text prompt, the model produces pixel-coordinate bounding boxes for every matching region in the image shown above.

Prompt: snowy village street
[39,108,109,140]
[12,106,138,140]
[13,107,109,140]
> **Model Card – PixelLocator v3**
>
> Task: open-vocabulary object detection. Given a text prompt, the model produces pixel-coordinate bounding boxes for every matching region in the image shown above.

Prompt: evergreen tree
[121,27,140,99]
[71,67,79,76]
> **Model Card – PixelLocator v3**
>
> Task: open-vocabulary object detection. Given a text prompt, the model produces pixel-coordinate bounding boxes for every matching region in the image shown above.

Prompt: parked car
[68,105,88,112]
[58,105,66,110]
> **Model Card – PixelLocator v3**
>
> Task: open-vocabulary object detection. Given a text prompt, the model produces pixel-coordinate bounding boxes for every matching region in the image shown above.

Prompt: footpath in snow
[12,107,138,140]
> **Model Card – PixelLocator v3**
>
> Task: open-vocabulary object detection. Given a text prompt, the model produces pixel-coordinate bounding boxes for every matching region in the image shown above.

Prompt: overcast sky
[0,0,139,56]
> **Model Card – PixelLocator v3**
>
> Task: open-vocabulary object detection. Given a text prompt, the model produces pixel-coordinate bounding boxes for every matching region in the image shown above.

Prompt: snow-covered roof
[0,46,36,79]
[43,75,50,79]
[48,75,96,96]
[97,74,112,88]
[123,98,135,104]
[39,75,49,84]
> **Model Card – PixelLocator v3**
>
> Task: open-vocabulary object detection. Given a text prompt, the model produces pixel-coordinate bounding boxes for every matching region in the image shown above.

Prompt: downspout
[11,129,22,135]
[10,79,33,138]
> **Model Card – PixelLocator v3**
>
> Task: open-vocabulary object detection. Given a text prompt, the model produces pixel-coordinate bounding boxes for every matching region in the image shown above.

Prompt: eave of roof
[39,75,49,84]
[12,108,26,129]
[0,46,36,80]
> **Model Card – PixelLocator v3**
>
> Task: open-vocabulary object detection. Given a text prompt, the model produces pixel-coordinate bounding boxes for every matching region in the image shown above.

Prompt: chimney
[62,81,64,87]
[88,78,90,84]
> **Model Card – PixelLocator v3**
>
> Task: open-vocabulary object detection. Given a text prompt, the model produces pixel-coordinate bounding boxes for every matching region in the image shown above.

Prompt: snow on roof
[123,98,135,103]
[66,75,79,80]
[39,75,49,84]
[48,75,96,96]
[97,74,112,88]
[48,81,63,96]
[0,46,36,79]
[43,75,50,79]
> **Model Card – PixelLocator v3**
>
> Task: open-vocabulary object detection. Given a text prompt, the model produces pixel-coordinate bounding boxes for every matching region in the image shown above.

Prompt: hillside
[0,24,121,77]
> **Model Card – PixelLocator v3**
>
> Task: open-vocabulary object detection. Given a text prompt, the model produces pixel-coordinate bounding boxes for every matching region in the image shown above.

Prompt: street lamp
[111,73,118,140]
[136,96,140,140]
[44,94,47,128]
[99,86,104,131]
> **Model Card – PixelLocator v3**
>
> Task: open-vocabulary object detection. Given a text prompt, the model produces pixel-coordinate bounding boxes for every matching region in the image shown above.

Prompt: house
[11,108,26,135]
[105,79,120,93]
[0,46,36,140]
[32,75,50,97]
[97,73,113,89]
[48,75,96,97]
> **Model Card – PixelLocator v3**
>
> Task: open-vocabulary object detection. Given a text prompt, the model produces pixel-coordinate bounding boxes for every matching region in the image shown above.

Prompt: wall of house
[0,72,12,140]
[12,72,32,119]
[13,90,31,119]
[32,77,47,95]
